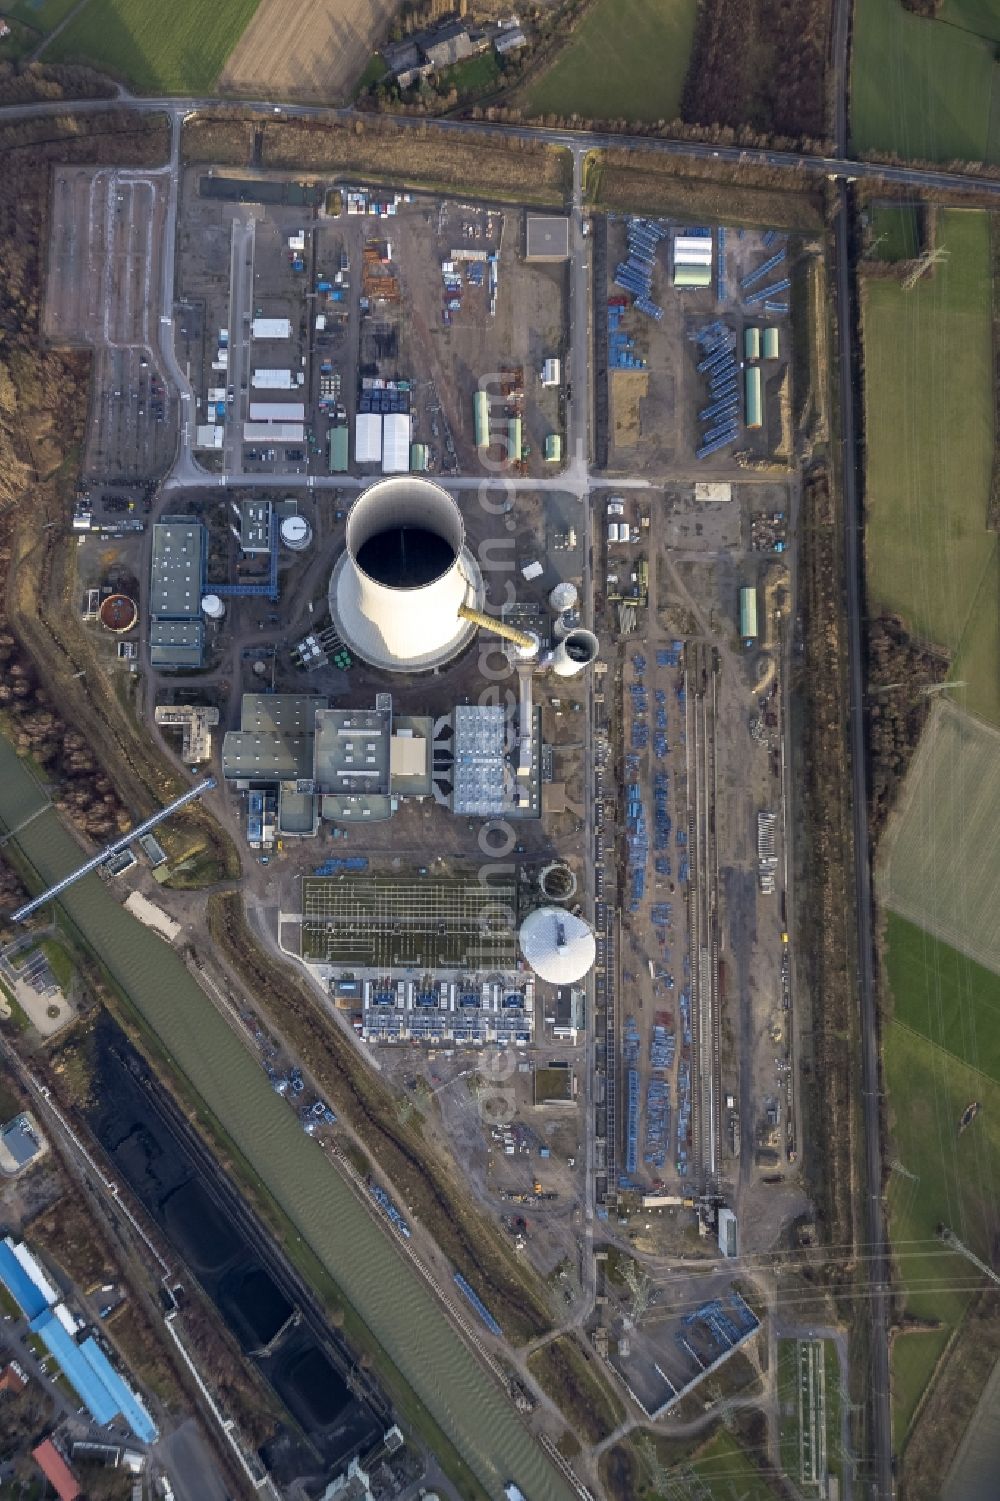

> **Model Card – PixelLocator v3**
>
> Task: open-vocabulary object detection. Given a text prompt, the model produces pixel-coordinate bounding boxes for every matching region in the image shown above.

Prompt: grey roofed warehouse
[526,215,569,262]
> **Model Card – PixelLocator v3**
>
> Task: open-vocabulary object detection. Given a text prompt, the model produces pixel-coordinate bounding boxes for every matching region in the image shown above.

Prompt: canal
[0,739,576,1501]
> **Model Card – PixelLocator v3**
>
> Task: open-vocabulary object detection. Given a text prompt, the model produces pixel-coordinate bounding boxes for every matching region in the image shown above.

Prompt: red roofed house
[31,1439,81,1501]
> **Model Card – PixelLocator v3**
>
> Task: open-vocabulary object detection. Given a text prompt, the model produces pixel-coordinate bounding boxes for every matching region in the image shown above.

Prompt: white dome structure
[519,906,596,985]
[548,581,578,614]
[329,477,484,672]
[280,514,313,551]
[201,593,225,620]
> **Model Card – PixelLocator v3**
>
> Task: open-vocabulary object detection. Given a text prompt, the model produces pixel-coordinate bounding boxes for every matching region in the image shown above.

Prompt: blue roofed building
[30,1310,120,1425]
[0,1235,157,1443]
[0,1239,49,1321]
[80,1337,158,1443]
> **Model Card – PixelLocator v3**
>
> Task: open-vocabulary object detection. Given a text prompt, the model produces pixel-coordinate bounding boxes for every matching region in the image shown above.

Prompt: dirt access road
[217,0,398,103]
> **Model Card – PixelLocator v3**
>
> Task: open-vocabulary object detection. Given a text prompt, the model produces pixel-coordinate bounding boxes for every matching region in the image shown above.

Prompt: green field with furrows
[48,0,261,92]
[852,0,1000,164]
[886,913,1000,1081]
[862,208,1000,726]
[519,0,697,123]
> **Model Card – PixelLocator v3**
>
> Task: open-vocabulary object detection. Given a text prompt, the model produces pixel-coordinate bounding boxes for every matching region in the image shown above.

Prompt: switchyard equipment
[12,780,215,922]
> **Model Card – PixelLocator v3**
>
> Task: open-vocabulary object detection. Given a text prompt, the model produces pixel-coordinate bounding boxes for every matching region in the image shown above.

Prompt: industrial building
[328,425,349,473]
[744,325,761,361]
[223,687,540,844]
[0,1238,156,1443]
[673,231,713,289]
[248,401,306,423]
[238,498,274,553]
[473,389,490,450]
[243,421,305,444]
[251,317,291,339]
[744,364,762,430]
[525,215,569,262]
[739,585,759,642]
[149,518,205,669]
[153,704,219,763]
[0,1111,47,1176]
[32,1442,80,1501]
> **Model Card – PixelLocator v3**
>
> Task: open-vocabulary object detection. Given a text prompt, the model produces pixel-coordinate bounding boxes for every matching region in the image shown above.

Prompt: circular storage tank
[98,593,138,634]
[201,593,226,621]
[539,861,578,902]
[519,906,596,985]
[280,514,313,552]
[330,476,484,673]
[548,581,578,614]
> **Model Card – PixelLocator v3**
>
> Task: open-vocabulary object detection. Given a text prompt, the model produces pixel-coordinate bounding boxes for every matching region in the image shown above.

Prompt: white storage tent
[382,413,411,473]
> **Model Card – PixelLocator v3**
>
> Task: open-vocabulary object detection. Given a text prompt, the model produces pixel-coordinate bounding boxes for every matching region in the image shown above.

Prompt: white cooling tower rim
[330,477,485,673]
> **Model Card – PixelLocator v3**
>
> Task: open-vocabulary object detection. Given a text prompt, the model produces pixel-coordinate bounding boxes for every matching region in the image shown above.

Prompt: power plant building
[149,519,205,669]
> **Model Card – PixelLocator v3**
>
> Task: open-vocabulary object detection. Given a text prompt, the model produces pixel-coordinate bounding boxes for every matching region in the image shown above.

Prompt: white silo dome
[280,514,313,551]
[549,581,578,614]
[201,593,225,620]
[519,906,596,985]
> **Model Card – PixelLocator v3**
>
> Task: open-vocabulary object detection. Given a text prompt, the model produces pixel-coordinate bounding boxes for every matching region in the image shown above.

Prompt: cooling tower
[329,478,484,672]
[550,628,599,678]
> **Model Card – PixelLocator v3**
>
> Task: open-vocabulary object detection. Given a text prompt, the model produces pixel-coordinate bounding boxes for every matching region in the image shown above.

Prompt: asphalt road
[5,91,1000,204]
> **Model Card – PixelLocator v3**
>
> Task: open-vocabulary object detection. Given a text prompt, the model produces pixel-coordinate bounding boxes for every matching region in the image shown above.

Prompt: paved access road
[5,91,1000,203]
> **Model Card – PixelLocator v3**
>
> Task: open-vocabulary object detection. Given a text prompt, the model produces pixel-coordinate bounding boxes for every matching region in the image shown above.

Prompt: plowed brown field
[218,0,397,102]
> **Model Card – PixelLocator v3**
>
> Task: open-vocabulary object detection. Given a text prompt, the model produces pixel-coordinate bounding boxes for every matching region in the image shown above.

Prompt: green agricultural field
[852,0,1000,164]
[519,0,696,124]
[883,1016,1000,1441]
[691,1429,780,1499]
[886,913,1000,1081]
[869,203,920,262]
[862,208,1000,726]
[48,0,261,93]
[6,0,81,31]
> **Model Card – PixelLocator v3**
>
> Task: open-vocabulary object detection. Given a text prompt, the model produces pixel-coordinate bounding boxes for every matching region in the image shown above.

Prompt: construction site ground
[391,201,567,477]
[600,219,793,476]
[593,477,804,1258]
